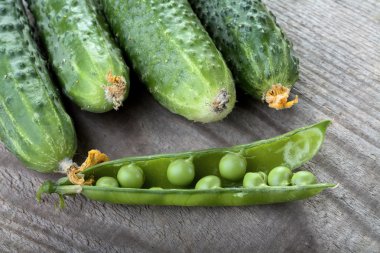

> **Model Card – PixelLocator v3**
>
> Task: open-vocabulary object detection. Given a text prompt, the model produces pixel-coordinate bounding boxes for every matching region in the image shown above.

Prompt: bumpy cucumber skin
[99,0,236,122]
[189,0,299,99]
[0,0,76,172]
[28,0,129,113]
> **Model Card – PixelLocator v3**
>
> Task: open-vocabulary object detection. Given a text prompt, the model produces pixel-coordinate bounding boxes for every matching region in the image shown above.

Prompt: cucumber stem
[103,71,127,110]
[265,84,298,110]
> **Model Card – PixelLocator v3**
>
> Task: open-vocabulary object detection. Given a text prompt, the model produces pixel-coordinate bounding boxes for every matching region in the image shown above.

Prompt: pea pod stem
[36,180,82,208]
[36,181,82,202]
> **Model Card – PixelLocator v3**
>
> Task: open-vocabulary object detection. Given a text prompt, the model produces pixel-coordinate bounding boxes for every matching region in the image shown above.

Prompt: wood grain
[1,0,379,252]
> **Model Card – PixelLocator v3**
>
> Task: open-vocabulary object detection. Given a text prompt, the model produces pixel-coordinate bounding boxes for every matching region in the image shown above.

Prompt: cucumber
[98,0,236,122]
[189,0,300,110]
[0,0,76,172]
[27,0,130,113]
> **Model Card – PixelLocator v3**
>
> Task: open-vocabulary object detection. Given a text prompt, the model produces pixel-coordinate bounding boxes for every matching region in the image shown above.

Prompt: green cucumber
[28,0,130,113]
[0,0,76,172]
[189,0,300,109]
[99,0,236,122]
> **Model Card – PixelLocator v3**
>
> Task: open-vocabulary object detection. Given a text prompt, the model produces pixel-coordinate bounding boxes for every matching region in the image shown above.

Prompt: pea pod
[37,120,336,206]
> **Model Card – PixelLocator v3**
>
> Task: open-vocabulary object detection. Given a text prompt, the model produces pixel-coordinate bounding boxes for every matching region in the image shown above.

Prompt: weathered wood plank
[1,0,379,252]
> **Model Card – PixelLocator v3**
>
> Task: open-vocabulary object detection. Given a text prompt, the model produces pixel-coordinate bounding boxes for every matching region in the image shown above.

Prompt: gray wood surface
[1,0,379,252]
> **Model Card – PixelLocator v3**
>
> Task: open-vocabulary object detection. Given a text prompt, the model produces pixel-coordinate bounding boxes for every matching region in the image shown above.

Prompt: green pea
[117,164,144,188]
[291,171,317,186]
[268,166,292,186]
[95,176,119,188]
[167,158,195,186]
[195,175,221,190]
[219,153,247,181]
[243,172,268,188]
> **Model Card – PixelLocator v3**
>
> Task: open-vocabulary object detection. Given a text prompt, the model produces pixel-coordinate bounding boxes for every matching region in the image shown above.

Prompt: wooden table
[1,0,379,252]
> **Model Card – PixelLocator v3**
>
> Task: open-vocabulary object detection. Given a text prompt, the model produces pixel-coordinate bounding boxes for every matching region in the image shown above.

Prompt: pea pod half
[37,120,336,206]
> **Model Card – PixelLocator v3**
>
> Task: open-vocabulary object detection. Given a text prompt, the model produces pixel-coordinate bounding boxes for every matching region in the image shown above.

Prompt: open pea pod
[37,120,336,206]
